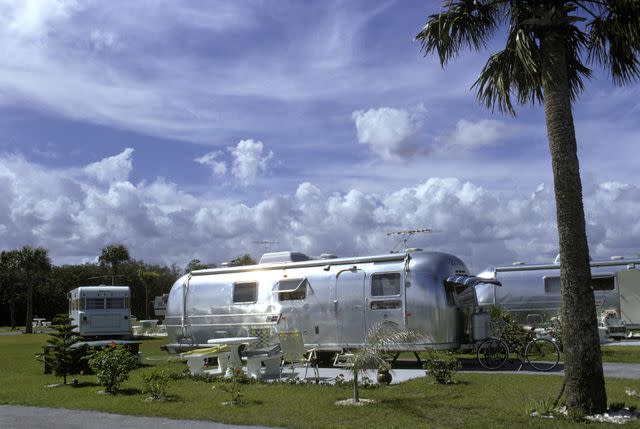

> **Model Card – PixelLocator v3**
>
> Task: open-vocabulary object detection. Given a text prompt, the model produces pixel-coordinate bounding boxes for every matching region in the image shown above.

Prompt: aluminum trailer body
[68,286,132,337]
[165,250,486,352]
[475,257,640,334]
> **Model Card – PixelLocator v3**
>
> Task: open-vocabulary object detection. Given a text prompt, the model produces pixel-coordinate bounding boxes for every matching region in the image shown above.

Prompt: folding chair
[243,326,282,379]
[278,331,319,382]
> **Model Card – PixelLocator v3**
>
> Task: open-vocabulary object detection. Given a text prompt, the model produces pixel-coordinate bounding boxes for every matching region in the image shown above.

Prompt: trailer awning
[445,275,501,287]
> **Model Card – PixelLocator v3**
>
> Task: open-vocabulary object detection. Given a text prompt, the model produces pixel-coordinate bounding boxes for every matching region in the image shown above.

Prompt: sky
[0,0,639,273]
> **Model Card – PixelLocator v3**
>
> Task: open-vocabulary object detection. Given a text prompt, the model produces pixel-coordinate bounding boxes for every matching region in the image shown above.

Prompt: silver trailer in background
[164,250,497,353]
[475,256,640,338]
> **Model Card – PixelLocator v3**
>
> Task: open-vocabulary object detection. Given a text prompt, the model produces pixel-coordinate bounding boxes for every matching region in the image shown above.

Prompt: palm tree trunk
[353,370,360,403]
[25,281,33,334]
[10,296,17,330]
[541,29,606,413]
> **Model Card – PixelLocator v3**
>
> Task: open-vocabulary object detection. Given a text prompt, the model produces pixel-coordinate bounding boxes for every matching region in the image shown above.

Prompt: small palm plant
[346,322,426,403]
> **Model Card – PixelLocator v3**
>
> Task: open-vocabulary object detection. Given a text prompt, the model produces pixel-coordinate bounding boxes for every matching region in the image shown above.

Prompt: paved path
[0,405,275,429]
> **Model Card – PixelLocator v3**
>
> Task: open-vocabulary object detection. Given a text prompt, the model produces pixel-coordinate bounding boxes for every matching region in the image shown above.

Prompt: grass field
[1,333,639,428]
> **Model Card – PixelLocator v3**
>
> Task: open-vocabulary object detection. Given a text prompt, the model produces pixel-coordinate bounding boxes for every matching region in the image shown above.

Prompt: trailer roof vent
[611,256,624,260]
[512,261,525,266]
[259,251,312,264]
[319,253,338,259]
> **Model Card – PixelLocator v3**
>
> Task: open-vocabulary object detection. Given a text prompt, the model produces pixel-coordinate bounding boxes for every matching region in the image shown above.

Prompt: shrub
[423,350,461,384]
[88,343,138,394]
[213,367,247,404]
[142,368,171,400]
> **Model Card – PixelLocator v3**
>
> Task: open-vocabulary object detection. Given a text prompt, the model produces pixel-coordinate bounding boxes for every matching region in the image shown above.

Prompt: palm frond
[586,0,640,85]
[349,322,428,373]
[416,0,501,65]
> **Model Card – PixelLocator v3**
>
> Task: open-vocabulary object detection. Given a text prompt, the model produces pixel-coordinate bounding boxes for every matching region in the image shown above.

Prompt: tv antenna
[253,240,278,254]
[387,228,440,253]
[87,275,127,286]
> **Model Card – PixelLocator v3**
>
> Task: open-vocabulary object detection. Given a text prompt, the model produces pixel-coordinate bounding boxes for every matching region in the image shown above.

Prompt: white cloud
[229,139,273,186]
[84,148,134,184]
[352,106,423,160]
[0,150,638,272]
[194,151,227,176]
[443,119,504,148]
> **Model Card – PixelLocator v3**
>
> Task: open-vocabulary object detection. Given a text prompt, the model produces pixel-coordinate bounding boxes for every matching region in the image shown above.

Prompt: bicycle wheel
[477,339,509,370]
[525,338,560,371]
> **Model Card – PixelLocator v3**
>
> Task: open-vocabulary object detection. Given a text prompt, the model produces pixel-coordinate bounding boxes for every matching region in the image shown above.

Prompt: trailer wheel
[477,339,508,370]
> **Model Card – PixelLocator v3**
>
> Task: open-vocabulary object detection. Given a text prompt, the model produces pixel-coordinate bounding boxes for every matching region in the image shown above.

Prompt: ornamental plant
[141,368,171,400]
[88,343,137,394]
[423,350,461,385]
[40,314,86,384]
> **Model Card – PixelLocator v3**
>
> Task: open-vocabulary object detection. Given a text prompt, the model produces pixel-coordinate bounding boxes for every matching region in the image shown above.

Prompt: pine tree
[44,314,86,384]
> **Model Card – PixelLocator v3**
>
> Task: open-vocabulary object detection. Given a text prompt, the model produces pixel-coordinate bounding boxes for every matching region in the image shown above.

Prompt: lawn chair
[278,331,319,383]
[243,327,282,379]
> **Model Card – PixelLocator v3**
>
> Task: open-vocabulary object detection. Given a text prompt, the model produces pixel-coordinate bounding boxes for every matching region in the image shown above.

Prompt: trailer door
[366,272,405,333]
[618,269,640,328]
[335,268,366,345]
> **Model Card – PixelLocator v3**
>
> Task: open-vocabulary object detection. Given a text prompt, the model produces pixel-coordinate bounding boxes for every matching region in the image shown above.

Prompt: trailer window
[106,297,126,309]
[545,276,615,293]
[592,276,615,291]
[85,298,105,309]
[371,273,401,296]
[370,300,401,310]
[544,277,561,294]
[275,278,307,301]
[233,282,258,303]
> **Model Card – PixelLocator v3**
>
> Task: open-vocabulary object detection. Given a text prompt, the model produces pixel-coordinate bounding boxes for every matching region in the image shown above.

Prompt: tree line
[0,243,257,329]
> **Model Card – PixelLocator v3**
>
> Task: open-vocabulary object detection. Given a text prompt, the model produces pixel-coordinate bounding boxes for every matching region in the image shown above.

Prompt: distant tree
[230,254,256,266]
[17,246,51,334]
[99,244,130,277]
[0,250,22,330]
[138,270,160,319]
[185,259,211,273]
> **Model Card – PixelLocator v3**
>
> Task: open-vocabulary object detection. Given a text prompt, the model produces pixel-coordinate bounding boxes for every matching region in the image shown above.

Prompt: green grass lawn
[1,333,639,428]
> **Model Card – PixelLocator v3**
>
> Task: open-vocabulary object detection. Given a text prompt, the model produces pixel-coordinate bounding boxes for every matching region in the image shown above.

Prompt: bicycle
[476,320,560,372]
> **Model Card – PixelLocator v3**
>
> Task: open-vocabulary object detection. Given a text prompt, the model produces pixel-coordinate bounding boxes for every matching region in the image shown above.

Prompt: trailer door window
[275,278,307,301]
[233,282,258,303]
[371,273,401,296]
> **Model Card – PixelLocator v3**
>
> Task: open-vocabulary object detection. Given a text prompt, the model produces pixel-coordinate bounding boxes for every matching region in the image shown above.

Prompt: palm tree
[17,246,52,334]
[416,0,640,414]
[99,244,131,278]
[346,322,425,403]
[0,250,22,330]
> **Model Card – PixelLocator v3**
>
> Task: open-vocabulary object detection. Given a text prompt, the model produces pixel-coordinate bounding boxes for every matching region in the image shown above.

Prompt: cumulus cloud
[84,148,134,184]
[352,106,424,160]
[441,119,504,148]
[229,139,273,185]
[194,151,227,176]
[0,151,638,271]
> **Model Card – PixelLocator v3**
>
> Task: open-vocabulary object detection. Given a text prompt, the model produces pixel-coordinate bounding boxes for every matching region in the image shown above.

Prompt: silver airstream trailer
[475,256,640,338]
[164,250,497,353]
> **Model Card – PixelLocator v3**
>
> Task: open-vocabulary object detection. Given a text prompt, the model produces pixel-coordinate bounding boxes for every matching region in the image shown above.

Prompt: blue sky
[1,0,639,271]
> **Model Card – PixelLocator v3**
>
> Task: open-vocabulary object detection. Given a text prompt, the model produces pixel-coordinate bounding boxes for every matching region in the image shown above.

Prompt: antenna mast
[253,240,278,254]
[386,228,439,253]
